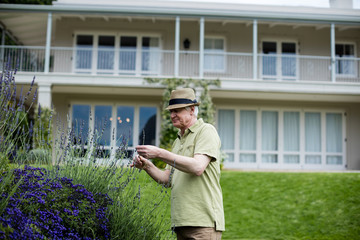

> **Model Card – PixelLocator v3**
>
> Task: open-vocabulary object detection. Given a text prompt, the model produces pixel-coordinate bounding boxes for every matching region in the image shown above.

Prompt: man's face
[170,107,193,129]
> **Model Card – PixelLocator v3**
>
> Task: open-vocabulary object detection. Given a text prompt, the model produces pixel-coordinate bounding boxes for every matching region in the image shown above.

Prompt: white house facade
[1,0,360,170]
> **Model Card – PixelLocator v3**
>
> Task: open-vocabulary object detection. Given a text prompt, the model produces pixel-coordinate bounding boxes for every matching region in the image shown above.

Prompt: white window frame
[260,38,299,81]
[335,41,357,78]
[117,33,162,76]
[73,32,162,76]
[73,33,95,74]
[204,36,226,73]
[217,106,346,170]
[96,34,117,75]
[69,101,160,162]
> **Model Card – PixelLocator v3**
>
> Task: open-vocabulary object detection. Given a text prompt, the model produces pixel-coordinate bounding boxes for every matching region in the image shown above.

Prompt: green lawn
[139,170,360,239]
[220,171,360,240]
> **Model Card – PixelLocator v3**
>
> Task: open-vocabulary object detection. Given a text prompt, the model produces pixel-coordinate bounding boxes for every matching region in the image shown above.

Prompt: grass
[220,171,360,240]
[138,170,360,240]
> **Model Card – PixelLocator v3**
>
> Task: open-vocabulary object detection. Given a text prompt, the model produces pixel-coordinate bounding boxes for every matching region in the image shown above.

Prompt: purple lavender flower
[0,166,113,239]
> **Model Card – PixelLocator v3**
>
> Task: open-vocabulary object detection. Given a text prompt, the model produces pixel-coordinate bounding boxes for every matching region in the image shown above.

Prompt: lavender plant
[0,67,36,169]
[0,62,172,239]
[0,165,112,239]
[52,115,173,239]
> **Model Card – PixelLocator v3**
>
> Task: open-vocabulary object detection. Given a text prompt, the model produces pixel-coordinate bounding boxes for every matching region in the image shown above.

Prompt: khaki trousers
[175,227,222,240]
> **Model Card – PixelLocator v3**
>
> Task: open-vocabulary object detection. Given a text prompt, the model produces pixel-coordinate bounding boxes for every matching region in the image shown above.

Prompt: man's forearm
[157,149,209,176]
[144,160,171,186]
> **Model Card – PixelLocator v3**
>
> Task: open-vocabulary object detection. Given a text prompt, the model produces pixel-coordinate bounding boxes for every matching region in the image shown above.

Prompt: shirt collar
[177,118,204,139]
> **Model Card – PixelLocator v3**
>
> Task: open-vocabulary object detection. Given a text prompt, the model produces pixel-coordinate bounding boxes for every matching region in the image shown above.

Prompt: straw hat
[166,88,200,110]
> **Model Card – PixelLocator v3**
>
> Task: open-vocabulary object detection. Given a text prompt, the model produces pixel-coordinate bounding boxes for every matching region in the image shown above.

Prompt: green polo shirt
[166,118,225,231]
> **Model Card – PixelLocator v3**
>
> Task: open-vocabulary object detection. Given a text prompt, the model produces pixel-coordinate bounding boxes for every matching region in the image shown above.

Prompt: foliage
[0,67,36,167]
[52,118,173,239]
[9,109,31,150]
[33,104,54,150]
[0,153,9,173]
[0,65,172,239]
[107,170,173,239]
[220,171,360,240]
[145,78,220,168]
[0,66,38,238]
[27,148,51,164]
[0,165,112,239]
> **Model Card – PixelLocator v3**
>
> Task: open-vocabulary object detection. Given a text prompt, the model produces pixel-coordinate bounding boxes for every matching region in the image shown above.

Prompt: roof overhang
[1,1,360,25]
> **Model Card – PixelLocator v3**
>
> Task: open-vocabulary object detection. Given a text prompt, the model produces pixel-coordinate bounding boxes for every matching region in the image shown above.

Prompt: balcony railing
[1,45,359,83]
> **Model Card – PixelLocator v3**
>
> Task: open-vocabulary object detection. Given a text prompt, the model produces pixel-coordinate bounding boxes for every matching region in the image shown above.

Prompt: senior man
[131,88,225,240]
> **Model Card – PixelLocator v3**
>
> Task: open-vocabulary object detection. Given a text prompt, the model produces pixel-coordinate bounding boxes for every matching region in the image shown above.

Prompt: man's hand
[135,145,162,159]
[130,155,149,170]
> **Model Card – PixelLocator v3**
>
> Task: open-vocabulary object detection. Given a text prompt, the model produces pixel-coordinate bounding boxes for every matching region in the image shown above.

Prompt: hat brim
[166,102,200,110]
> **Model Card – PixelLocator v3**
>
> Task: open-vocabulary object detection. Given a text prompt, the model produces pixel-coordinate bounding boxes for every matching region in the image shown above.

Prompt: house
[0,0,359,171]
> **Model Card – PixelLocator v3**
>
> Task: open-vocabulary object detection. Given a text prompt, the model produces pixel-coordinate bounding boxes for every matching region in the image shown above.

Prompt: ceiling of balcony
[0,12,48,46]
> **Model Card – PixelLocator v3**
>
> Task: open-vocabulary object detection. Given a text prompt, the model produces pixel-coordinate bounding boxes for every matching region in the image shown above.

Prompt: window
[72,104,90,144]
[335,43,355,75]
[261,111,278,163]
[94,105,112,146]
[139,107,157,145]
[305,112,321,164]
[326,113,343,164]
[262,42,277,78]
[281,43,297,78]
[71,104,157,159]
[75,35,93,73]
[283,112,300,164]
[239,110,257,163]
[118,36,161,75]
[119,36,137,72]
[141,37,160,74]
[97,36,115,74]
[116,106,134,146]
[204,38,225,72]
[218,108,345,169]
[261,41,297,80]
[75,34,161,75]
[218,109,235,162]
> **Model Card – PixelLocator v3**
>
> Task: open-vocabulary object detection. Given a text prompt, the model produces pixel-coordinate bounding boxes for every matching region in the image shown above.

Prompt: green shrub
[33,105,54,150]
[25,148,51,165]
[0,152,10,172]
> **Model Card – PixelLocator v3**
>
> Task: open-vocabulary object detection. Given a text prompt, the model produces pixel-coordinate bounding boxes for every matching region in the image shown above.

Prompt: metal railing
[1,45,359,83]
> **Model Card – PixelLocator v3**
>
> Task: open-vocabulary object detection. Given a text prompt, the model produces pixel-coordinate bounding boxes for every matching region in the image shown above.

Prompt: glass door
[204,38,225,72]
[262,41,297,80]
[262,41,277,80]
[75,35,93,74]
[97,36,115,74]
[141,37,160,75]
[119,36,137,74]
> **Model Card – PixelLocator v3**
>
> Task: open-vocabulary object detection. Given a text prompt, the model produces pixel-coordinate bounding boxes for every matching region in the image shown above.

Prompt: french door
[261,41,298,80]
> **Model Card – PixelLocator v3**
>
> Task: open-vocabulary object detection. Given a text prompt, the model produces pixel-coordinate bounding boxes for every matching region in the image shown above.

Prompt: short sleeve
[194,124,221,161]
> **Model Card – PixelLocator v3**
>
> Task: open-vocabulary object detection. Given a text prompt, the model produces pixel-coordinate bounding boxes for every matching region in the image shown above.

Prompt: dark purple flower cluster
[0,165,113,240]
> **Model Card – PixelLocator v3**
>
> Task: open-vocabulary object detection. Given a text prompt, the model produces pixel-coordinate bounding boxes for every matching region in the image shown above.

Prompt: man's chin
[172,122,180,127]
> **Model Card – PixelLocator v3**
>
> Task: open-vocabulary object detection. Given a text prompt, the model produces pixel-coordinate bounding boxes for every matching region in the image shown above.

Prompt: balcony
[1,45,360,83]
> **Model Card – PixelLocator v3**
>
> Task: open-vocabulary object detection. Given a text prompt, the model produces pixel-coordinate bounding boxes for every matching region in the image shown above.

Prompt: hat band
[169,98,197,106]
